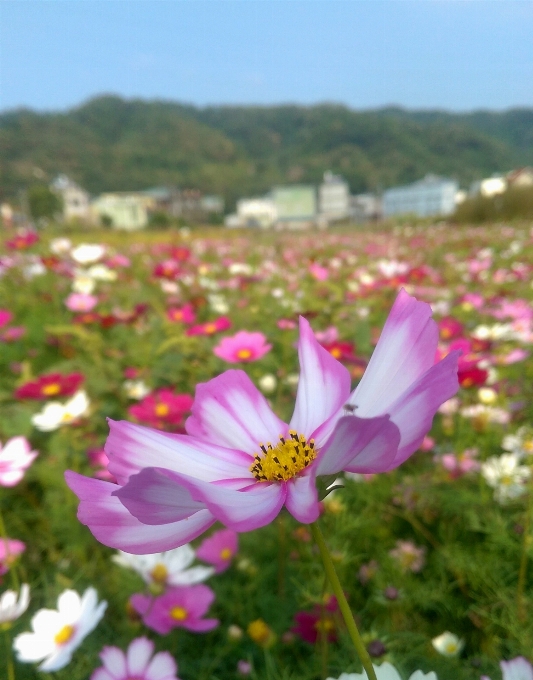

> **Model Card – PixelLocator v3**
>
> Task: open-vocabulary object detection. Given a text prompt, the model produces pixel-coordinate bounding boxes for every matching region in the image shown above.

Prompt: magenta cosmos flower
[91,636,181,680]
[214,331,272,363]
[131,584,218,634]
[196,528,239,573]
[65,290,459,554]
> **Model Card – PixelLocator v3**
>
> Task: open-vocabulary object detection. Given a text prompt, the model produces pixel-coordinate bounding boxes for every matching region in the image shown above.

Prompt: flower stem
[0,507,20,592]
[4,630,15,680]
[310,521,377,680]
[517,482,532,621]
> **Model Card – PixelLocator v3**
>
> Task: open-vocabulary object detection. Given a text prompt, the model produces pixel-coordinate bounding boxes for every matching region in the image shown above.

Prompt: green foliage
[1,97,532,206]
[455,186,533,223]
[27,183,63,220]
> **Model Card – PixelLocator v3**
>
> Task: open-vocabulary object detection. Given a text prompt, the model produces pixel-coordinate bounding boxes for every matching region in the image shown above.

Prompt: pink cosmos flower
[186,317,231,337]
[389,540,426,573]
[0,326,26,343]
[440,448,480,478]
[130,585,218,634]
[65,293,98,313]
[309,263,329,281]
[196,529,238,573]
[0,436,38,487]
[128,390,193,432]
[91,636,181,680]
[0,538,26,576]
[213,331,272,363]
[166,305,195,324]
[66,290,459,554]
[0,309,13,327]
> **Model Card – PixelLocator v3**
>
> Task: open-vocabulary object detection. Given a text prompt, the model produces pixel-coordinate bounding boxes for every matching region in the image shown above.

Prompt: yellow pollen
[170,606,187,621]
[204,323,217,334]
[42,383,61,396]
[150,563,168,584]
[441,328,451,339]
[54,624,75,645]
[462,378,473,388]
[314,618,335,633]
[236,348,253,360]
[250,430,317,482]
[220,547,232,560]
[330,347,342,359]
[155,403,169,417]
[445,642,458,653]
[524,440,533,453]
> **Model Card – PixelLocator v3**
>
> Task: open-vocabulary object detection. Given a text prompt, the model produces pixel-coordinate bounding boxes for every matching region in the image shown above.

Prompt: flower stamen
[250,430,316,482]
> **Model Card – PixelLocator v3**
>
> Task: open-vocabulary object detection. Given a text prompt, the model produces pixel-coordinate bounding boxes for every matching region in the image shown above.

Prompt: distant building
[200,195,225,215]
[234,197,277,228]
[383,175,459,218]
[469,175,507,198]
[318,171,350,222]
[91,193,153,230]
[506,167,533,188]
[51,175,92,223]
[271,185,316,228]
[350,193,382,222]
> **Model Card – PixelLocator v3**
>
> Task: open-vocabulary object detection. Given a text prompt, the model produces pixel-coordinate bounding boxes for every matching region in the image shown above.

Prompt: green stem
[0,507,20,592]
[310,521,377,680]
[517,483,532,621]
[4,630,15,680]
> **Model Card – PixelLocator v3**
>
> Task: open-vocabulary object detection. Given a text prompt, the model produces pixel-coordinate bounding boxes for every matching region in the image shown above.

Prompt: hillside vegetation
[1,96,532,207]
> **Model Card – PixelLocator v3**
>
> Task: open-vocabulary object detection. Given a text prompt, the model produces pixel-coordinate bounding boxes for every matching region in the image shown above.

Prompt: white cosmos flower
[72,270,96,295]
[86,264,117,281]
[112,544,214,589]
[71,243,106,265]
[49,237,72,255]
[123,380,151,400]
[431,631,464,657]
[31,391,90,432]
[481,453,531,503]
[326,662,437,680]
[0,584,30,625]
[13,587,107,671]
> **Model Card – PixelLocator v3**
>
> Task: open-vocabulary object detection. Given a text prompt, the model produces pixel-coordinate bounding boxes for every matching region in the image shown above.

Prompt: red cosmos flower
[167,304,195,324]
[320,341,358,364]
[153,260,181,280]
[186,317,231,337]
[15,372,85,400]
[291,596,339,644]
[438,338,488,388]
[6,230,39,250]
[128,389,193,431]
[168,246,191,262]
[438,317,464,341]
[459,366,488,388]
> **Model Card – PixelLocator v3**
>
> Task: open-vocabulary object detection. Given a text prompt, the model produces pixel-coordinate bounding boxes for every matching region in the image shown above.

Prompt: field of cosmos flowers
[1,222,533,680]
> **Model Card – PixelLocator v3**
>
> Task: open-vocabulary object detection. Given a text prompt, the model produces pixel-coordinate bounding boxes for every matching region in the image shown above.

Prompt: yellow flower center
[220,547,232,560]
[170,606,187,620]
[250,431,316,482]
[204,323,217,334]
[54,624,75,645]
[445,641,458,653]
[150,563,168,584]
[42,383,61,396]
[155,403,169,417]
[329,347,341,359]
[236,348,253,360]
[524,440,533,453]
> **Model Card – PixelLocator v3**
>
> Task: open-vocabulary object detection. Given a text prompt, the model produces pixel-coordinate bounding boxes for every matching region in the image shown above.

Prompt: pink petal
[386,351,459,468]
[112,468,207,524]
[185,370,286,453]
[290,317,351,436]
[285,473,320,523]
[126,637,154,675]
[106,420,252,486]
[350,290,438,417]
[65,471,215,553]
[316,415,401,474]
[98,646,127,678]
[145,651,179,680]
[117,468,286,532]
[184,617,219,632]
[90,669,114,680]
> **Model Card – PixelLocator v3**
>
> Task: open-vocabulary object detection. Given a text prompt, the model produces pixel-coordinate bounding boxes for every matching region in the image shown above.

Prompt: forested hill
[1,95,532,206]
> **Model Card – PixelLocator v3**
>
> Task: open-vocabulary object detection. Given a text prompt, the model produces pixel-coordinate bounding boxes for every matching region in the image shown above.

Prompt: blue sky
[1,1,532,113]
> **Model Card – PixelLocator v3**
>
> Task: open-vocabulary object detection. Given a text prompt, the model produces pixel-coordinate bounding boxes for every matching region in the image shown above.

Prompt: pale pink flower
[91,636,181,680]
[0,436,38,486]
[440,448,479,478]
[66,290,459,555]
[0,538,26,575]
[309,263,329,281]
[213,331,272,363]
[65,293,98,312]
[389,540,426,573]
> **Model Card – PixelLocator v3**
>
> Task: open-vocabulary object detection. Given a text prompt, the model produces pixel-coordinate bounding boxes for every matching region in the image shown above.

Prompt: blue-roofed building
[383,174,459,218]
